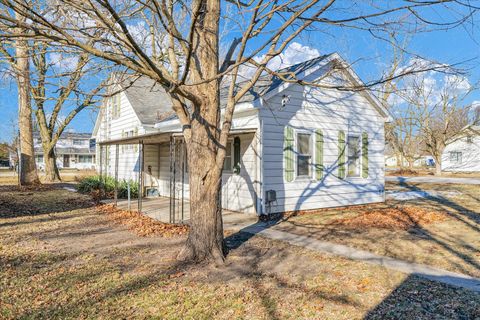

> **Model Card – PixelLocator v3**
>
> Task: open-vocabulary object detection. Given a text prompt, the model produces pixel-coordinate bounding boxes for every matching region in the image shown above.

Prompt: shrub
[77,175,139,199]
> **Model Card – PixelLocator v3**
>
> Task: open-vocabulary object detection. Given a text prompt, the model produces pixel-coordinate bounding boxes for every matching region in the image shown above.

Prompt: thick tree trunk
[435,160,442,176]
[178,129,225,262]
[43,147,61,182]
[408,160,414,170]
[16,18,39,186]
[177,0,225,263]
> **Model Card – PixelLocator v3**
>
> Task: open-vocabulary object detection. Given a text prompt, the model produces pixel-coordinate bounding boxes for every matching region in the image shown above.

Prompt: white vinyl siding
[260,71,385,214]
[442,134,480,172]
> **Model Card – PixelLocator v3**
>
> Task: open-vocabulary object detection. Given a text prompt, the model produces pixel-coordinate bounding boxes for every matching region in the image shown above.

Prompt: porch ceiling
[98,128,257,146]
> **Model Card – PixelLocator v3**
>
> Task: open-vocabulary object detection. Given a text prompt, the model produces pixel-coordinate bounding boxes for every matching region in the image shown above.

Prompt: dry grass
[0,169,95,185]
[279,182,480,278]
[1,187,479,319]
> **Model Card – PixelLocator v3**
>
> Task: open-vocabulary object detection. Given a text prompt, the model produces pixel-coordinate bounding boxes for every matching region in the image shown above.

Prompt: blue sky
[1,3,479,143]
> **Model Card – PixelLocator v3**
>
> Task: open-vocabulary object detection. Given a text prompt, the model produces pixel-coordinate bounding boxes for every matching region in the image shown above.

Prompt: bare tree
[30,42,103,182]
[2,7,40,185]
[0,0,477,261]
[399,71,472,175]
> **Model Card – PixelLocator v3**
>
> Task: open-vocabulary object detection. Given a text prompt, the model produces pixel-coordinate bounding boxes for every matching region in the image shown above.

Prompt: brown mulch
[96,204,189,237]
[329,206,448,230]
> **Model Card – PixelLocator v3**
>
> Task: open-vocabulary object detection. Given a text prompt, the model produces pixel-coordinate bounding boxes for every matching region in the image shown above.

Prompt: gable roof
[118,76,173,125]
[33,131,92,140]
[219,55,331,108]
[97,53,391,133]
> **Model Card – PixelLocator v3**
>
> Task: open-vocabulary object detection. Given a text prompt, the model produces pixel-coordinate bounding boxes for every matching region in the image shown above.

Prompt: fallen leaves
[96,204,189,237]
[330,206,448,230]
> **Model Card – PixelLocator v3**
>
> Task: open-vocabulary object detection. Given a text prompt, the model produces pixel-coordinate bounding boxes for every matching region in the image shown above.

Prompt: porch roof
[97,128,257,146]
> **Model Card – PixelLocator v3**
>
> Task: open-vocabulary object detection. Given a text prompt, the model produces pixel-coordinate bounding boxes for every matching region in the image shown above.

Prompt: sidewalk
[386,176,480,185]
[223,217,480,293]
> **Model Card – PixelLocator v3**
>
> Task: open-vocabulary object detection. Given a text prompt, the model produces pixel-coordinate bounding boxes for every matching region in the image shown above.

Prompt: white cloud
[236,42,320,81]
[48,52,79,72]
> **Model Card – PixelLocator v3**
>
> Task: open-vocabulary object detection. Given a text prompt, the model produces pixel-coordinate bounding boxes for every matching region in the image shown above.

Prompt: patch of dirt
[97,204,189,237]
[329,206,448,230]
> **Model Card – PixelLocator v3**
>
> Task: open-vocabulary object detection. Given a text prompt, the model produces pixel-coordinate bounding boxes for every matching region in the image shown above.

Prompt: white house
[34,131,96,170]
[441,125,480,172]
[93,53,391,218]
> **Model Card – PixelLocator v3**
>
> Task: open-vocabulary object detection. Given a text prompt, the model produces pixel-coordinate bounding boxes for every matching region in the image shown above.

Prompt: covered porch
[98,128,259,224]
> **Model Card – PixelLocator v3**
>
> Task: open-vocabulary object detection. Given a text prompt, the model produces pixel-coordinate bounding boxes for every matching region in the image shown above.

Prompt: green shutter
[284,126,295,182]
[338,130,346,179]
[233,137,241,174]
[362,132,369,178]
[315,129,324,180]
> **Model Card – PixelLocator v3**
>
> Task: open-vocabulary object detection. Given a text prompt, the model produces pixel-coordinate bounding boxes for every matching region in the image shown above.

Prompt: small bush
[77,175,139,199]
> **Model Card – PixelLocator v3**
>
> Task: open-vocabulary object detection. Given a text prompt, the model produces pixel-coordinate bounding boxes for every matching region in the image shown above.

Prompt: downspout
[260,118,265,216]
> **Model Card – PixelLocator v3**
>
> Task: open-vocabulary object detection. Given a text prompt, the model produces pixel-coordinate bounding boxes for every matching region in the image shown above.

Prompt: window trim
[295,130,313,180]
[346,134,362,178]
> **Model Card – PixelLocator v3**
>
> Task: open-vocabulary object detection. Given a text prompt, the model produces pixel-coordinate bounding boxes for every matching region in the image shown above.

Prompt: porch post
[172,137,176,223]
[114,144,119,206]
[181,140,185,222]
[99,145,104,198]
[138,141,144,213]
[169,135,173,223]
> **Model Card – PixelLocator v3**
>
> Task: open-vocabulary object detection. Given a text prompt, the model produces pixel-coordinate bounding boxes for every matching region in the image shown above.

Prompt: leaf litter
[96,204,189,237]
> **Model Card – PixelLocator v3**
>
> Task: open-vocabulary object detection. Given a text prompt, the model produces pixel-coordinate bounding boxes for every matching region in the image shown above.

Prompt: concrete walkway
[223,218,480,293]
[386,176,480,185]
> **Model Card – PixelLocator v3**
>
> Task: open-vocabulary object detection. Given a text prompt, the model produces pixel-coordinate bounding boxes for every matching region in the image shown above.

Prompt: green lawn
[1,186,479,319]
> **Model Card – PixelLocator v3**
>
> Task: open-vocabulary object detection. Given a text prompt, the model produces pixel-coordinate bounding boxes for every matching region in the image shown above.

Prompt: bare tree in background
[0,7,40,185]
[399,72,473,175]
[0,0,477,262]
[30,42,103,182]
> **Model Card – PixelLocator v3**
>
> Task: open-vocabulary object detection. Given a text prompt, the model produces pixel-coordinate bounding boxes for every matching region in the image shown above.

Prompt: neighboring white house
[93,53,391,217]
[34,131,96,170]
[385,154,435,168]
[441,125,480,172]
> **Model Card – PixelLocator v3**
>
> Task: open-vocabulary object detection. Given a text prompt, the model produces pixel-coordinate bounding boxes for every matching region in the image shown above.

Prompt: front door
[63,155,70,168]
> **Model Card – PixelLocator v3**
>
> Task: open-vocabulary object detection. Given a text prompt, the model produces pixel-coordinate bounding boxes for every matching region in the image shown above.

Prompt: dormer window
[466,136,473,143]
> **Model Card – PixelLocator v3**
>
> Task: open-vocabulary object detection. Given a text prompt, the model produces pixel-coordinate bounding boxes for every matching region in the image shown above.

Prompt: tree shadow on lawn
[12,231,364,319]
[0,184,94,219]
[395,182,480,272]
[364,274,480,320]
[15,229,480,320]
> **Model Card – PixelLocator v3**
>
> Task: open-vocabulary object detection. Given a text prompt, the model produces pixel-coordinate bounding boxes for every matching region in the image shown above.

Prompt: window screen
[347,136,361,177]
[297,133,311,177]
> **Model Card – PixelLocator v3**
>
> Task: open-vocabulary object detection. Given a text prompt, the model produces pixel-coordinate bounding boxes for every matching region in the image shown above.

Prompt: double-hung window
[347,136,361,177]
[297,133,312,177]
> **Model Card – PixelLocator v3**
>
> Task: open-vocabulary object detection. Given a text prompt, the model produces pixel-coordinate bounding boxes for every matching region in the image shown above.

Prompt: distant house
[385,154,434,168]
[34,131,96,170]
[93,53,391,217]
[441,125,480,172]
